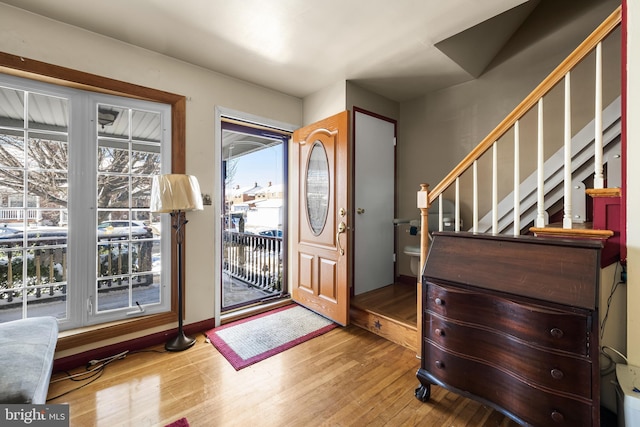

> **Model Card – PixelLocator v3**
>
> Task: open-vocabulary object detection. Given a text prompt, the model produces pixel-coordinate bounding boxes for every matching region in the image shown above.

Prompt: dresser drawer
[426,282,590,354]
[424,314,592,398]
[422,343,593,427]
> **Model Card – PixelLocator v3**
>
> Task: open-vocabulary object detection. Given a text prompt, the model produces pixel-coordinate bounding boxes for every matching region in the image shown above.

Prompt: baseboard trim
[53,318,216,372]
[396,274,418,285]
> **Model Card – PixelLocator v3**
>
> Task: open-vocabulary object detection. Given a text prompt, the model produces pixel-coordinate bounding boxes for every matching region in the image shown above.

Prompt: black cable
[599,262,627,377]
[47,357,116,401]
[47,348,169,402]
[47,368,106,401]
[600,261,621,340]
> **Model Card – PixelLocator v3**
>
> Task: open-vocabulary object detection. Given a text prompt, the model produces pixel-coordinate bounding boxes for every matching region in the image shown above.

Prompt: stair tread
[586,187,621,198]
[529,224,613,239]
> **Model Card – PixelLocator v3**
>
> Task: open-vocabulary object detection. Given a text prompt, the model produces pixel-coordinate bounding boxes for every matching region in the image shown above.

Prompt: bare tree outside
[96,146,160,223]
[0,134,159,225]
[0,134,67,225]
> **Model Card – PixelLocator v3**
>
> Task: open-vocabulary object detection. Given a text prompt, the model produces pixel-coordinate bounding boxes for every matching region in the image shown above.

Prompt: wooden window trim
[0,51,186,352]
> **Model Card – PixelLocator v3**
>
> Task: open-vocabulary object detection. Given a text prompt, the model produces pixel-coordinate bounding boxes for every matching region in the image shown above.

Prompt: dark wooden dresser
[415,232,602,427]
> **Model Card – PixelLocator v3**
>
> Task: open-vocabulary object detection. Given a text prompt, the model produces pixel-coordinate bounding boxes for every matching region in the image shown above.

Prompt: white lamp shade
[150,174,204,212]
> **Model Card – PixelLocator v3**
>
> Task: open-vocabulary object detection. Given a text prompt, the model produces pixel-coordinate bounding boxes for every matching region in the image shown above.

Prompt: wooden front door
[291,111,350,325]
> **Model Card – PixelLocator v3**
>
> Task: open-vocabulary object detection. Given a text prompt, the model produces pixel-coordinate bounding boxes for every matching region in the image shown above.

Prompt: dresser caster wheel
[415,384,431,402]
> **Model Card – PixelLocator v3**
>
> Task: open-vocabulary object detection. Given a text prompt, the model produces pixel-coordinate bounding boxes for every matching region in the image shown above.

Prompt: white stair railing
[475,96,621,235]
[419,7,621,245]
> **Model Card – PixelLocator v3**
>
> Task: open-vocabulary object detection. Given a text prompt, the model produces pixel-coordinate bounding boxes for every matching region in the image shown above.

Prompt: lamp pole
[165,210,196,351]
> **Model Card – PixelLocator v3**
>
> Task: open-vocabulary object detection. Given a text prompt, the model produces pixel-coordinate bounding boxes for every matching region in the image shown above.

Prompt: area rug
[206,304,337,370]
[164,418,189,427]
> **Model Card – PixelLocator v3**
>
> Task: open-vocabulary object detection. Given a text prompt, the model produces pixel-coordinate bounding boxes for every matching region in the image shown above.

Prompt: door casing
[214,107,296,326]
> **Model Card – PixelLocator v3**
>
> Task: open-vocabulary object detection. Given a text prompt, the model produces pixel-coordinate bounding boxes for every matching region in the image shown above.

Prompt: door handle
[336,221,346,256]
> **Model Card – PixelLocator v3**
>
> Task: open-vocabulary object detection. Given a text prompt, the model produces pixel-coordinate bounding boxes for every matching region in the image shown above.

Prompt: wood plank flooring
[351,282,417,325]
[48,324,518,427]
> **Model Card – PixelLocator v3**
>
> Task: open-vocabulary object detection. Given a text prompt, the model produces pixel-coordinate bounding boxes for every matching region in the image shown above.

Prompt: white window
[0,74,172,330]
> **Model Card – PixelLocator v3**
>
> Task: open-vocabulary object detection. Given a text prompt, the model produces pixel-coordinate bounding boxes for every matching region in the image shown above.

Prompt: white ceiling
[0,0,536,102]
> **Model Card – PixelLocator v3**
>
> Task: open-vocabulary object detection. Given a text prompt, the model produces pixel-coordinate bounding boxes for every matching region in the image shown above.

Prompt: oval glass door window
[306,141,330,235]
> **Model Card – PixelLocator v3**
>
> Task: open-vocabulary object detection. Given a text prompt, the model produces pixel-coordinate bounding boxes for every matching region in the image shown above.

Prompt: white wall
[302,80,346,126]
[0,4,303,356]
[346,82,399,121]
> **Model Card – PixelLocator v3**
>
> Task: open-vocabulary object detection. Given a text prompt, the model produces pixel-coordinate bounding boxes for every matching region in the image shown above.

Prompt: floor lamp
[151,174,203,351]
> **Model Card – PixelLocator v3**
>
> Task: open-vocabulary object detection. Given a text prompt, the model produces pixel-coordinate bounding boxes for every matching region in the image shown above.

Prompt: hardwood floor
[48,324,518,427]
[351,282,417,325]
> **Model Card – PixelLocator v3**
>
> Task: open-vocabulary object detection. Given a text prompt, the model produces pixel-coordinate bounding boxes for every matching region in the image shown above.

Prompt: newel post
[416,183,430,358]
[417,184,430,276]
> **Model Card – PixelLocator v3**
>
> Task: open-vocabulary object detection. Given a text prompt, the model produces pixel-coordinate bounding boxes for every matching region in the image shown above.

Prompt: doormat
[164,417,189,427]
[205,304,337,370]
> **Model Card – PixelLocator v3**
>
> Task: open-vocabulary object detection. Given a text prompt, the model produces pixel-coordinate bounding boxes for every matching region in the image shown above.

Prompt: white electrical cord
[50,350,129,383]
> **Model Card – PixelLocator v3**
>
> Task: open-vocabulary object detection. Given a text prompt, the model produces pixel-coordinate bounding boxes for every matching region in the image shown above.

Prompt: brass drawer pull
[551,368,564,380]
[550,410,565,423]
[434,297,444,306]
[550,328,564,338]
[434,328,444,337]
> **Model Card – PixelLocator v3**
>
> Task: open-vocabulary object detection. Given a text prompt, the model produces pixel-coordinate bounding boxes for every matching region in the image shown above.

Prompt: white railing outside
[223,231,283,293]
[0,209,40,221]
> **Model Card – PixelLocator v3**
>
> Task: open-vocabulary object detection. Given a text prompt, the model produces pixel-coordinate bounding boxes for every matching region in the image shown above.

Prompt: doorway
[215,108,399,332]
[352,109,396,295]
[220,118,291,313]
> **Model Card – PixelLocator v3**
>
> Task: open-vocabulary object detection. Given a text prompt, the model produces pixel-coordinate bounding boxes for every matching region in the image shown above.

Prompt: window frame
[0,51,186,351]
[90,94,173,325]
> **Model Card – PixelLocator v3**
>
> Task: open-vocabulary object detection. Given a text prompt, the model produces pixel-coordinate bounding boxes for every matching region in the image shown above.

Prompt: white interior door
[354,110,395,295]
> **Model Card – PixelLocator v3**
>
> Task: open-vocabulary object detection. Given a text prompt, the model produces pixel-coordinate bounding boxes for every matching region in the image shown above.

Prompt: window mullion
[67,93,93,329]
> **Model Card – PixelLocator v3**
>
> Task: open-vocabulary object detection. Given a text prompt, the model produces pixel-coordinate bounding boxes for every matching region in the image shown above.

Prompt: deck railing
[1,228,284,314]
[223,230,283,293]
[0,209,41,221]
[0,233,157,312]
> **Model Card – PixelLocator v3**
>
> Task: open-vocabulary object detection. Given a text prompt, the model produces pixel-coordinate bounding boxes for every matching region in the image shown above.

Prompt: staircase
[351,7,623,354]
[419,6,623,263]
[409,6,624,356]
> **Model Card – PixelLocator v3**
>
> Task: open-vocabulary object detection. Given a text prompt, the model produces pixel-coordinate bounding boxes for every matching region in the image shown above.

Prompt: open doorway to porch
[221,118,290,313]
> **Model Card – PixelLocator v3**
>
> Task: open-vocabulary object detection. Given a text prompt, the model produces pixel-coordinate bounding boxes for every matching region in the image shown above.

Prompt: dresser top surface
[423,232,602,309]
